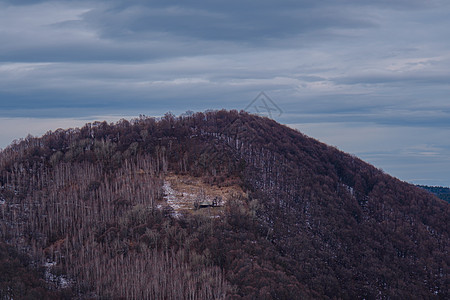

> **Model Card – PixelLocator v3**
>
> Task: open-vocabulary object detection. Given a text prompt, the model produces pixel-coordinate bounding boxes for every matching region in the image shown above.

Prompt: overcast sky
[0,0,449,186]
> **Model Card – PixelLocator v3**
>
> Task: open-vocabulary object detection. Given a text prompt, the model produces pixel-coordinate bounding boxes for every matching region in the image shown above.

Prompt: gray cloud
[0,0,449,184]
[334,73,450,85]
[81,1,375,43]
[0,0,378,63]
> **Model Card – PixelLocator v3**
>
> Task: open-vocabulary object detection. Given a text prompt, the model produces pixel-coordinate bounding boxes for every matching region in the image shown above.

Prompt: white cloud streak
[0,0,449,185]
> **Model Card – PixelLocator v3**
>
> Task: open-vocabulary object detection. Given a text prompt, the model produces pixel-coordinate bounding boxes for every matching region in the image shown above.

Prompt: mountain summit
[0,110,448,299]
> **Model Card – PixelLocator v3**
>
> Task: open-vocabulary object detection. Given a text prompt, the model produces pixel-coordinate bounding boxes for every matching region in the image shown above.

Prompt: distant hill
[418,185,450,203]
[0,110,448,299]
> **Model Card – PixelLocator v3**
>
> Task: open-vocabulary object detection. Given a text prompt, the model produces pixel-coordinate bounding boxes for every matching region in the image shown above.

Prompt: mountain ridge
[0,110,448,299]
[418,185,450,203]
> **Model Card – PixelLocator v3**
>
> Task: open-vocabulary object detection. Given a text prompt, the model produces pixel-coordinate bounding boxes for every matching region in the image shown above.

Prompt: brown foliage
[0,110,448,299]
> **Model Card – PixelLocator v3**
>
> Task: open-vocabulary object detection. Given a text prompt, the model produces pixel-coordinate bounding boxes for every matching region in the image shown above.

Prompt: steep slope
[0,110,448,299]
[418,185,450,203]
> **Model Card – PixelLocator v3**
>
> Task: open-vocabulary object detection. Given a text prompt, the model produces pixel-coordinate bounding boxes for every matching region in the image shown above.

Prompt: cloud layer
[0,0,449,185]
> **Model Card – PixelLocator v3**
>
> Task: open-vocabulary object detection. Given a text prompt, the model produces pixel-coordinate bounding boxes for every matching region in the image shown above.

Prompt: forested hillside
[0,110,448,299]
[418,185,450,203]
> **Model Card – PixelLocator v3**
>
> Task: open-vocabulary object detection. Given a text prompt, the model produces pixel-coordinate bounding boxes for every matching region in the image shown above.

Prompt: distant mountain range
[418,185,450,203]
[0,110,448,299]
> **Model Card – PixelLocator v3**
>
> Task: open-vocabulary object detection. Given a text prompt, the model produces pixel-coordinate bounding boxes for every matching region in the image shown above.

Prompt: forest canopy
[0,110,448,299]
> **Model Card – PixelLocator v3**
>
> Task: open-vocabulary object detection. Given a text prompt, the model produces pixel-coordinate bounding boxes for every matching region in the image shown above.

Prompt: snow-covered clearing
[161,174,246,217]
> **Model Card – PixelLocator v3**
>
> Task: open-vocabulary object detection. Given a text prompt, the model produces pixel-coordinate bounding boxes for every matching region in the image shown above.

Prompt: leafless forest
[0,110,448,299]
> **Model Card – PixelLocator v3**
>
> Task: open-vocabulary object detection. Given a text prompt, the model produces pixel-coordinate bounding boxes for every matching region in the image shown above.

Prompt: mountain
[418,185,450,203]
[0,110,448,299]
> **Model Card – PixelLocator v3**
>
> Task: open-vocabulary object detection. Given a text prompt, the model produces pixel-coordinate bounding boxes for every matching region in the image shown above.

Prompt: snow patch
[344,184,354,196]
[162,181,182,217]
[44,261,72,289]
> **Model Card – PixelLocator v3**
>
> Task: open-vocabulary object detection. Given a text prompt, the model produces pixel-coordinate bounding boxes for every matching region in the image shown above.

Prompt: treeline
[0,153,230,299]
[0,110,449,299]
[418,185,450,203]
